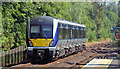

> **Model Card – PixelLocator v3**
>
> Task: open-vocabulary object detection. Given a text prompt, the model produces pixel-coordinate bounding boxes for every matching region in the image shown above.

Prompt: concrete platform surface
[82,58,120,69]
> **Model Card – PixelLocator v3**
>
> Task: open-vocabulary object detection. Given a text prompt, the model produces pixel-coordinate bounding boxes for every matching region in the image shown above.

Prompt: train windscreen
[30,25,53,38]
[42,25,52,38]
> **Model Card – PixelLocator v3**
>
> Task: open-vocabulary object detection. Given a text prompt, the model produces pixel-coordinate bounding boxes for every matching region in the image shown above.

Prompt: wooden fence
[0,46,27,67]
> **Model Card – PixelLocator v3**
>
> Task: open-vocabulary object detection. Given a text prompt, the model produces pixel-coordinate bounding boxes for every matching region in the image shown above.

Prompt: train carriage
[26,16,86,61]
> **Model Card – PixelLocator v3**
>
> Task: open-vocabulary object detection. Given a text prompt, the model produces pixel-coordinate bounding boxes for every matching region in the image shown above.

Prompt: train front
[26,16,56,60]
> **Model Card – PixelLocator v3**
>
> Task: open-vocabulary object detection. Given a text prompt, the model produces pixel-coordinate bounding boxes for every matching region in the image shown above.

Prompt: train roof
[30,16,86,27]
[30,16,53,25]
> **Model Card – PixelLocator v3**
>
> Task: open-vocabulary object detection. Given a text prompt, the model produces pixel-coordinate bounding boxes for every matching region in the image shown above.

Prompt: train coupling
[36,50,45,59]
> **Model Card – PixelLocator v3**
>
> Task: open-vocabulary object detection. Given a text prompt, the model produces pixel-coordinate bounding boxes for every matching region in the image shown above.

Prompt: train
[26,16,86,61]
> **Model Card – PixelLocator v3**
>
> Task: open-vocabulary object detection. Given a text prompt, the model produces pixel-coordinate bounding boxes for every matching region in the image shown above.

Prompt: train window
[83,28,85,38]
[83,28,86,38]
[77,26,79,30]
[82,28,84,38]
[81,27,84,38]
[72,29,74,39]
[58,23,63,28]
[70,29,72,38]
[78,27,80,38]
[74,29,77,38]
[65,25,68,39]
[68,29,71,39]
[73,29,75,38]
[31,26,40,33]
[66,24,68,29]
[62,28,65,39]
[80,28,82,38]
[72,26,74,39]
[62,24,66,28]
[42,25,52,38]
[63,28,68,39]
[68,25,73,29]
[58,28,62,39]
[77,30,79,38]
[73,26,77,38]
[77,26,79,38]
[82,28,85,38]
[30,26,41,38]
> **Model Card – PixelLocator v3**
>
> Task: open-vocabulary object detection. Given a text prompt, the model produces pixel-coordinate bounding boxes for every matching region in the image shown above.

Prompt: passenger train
[26,16,86,61]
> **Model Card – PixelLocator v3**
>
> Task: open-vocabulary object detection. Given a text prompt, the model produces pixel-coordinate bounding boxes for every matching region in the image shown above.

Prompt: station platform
[82,58,120,69]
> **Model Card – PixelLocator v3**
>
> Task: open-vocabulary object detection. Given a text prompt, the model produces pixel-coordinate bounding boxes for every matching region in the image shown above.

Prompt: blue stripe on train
[52,26,58,47]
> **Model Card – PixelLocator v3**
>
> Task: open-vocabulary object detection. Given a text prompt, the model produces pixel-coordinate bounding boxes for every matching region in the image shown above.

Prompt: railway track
[12,41,118,68]
[13,50,89,67]
[68,42,118,68]
[69,52,97,68]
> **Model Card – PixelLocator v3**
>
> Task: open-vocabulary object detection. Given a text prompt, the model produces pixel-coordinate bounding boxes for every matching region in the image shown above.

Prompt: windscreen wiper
[42,32,48,39]
[30,33,37,39]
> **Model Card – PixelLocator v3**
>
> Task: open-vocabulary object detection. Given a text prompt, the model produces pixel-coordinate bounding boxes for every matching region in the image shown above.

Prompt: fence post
[6,51,8,66]
[16,48,17,64]
[20,46,22,62]
[22,46,24,61]
[11,49,13,65]
[23,46,27,60]
[22,46,23,61]
[7,51,9,66]
[19,46,20,63]
[18,46,20,63]
[10,50,11,65]
[24,46,27,59]
[13,49,16,64]
[8,50,10,65]
[5,51,6,66]
[2,52,5,67]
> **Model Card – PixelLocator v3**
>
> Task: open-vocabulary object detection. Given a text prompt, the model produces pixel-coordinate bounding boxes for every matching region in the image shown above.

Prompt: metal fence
[0,46,27,67]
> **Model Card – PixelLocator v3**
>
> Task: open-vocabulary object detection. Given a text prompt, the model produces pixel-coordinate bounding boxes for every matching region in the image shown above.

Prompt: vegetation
[0,2,2,53]
[2,2,118,51]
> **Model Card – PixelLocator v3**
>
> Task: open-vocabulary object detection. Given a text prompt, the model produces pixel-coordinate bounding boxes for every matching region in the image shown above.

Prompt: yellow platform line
[79,65,84,68]
[106,59,112,68]
[81,59,113,68]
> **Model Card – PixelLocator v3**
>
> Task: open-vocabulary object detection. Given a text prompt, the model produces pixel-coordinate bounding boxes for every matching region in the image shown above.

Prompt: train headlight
[29,40,33,47]
[49,40,54,47]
